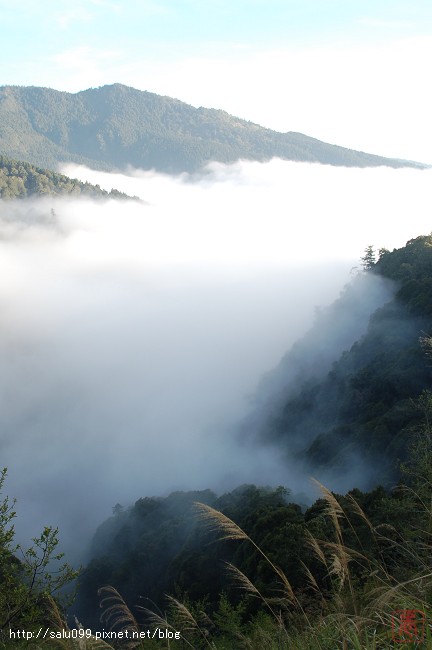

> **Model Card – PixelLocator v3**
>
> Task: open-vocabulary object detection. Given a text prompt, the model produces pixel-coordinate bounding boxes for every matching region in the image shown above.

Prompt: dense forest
[0,84,428,173]
[1,236,431,648]
[239,237,432,491]
[0,155,134,199]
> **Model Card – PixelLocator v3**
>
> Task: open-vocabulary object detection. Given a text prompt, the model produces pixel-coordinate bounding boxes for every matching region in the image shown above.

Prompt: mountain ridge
[0,154,136,199]
[243,236,432,489]
[0,83,427,173]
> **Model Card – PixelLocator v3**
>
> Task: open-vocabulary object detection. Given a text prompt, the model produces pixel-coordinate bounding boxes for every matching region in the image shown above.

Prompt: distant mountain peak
[0,83,427,174]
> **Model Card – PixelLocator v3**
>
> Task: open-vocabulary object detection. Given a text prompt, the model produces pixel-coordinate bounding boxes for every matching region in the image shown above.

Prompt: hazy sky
[1,0,432,162]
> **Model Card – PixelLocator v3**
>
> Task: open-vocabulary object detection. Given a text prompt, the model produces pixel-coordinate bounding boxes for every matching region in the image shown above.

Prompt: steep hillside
[72,235,432,640]
[0,84,427,173]
[0,155,134,199]
[75,429,432,642]
[247,235,432,487]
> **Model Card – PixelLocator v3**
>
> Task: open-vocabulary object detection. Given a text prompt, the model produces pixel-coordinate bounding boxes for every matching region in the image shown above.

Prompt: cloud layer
[1,159,432,559]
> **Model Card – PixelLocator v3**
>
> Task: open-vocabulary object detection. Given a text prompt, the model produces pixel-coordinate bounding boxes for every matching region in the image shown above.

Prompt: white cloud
[61,160,432,263]
[356,17,414,29]
[52,46,123,86]
[53,6,94,29]
[44,35,432,164]
[149,37,432,163]
[2,159,432,557]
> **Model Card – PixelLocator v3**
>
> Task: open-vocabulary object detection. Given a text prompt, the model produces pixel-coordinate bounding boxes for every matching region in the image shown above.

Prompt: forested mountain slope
[1,234,427,646]
[72,235,432,642]
[0,155,133,199]
[75,425,432,643]
[0,84,427,173]
[246,236,432,487]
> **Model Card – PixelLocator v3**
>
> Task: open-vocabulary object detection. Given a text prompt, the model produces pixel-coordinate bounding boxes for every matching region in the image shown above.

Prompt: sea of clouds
[1,158,432,559]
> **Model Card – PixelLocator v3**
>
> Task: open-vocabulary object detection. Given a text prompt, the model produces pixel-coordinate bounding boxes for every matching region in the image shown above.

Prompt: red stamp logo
[391,609,425,643]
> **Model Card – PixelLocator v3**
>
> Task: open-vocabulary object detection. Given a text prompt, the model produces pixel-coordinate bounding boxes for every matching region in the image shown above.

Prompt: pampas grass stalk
[193,501,324,647]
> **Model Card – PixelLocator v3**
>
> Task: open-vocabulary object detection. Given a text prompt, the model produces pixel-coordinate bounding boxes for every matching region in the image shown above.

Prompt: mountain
[73,236,432,639]
[3,233,431,645]
[244,236,432,488]
[0,84,427,173]
[0,154,135,199]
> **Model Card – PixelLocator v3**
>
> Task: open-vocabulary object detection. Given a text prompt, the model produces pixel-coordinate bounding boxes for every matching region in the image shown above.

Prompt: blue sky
[1,0,432,161]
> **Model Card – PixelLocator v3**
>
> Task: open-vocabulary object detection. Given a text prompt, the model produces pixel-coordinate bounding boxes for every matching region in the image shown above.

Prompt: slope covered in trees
[0,155,134,199]
[0,469,78,647]
[6,422,431,647]
[0,84,427,173]
[70,235,432,646]
[2,235,432,647]
[242,235,432,488]
[74,414,432,647]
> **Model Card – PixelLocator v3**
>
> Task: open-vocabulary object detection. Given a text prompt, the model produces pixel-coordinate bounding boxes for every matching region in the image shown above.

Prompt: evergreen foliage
[70,235,432,645]
[0,84,427,174]
[74,406,432,647]
[0,155,135,199]
[361,245,376,270]
[2,235,432,647]
[0,469,78,648]
[243,235,432,485]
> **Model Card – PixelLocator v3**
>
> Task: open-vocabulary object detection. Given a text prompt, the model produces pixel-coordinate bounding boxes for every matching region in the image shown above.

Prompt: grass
[21,412,432,649]
[82,472,430,649]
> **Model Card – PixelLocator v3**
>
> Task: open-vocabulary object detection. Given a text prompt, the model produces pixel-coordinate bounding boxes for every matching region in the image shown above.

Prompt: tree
[360,245,376,270]
[0,468,78,641]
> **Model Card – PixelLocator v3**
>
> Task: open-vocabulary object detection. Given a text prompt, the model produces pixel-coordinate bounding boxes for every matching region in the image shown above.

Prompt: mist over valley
[1,159,432,558]
[1,32,432,638]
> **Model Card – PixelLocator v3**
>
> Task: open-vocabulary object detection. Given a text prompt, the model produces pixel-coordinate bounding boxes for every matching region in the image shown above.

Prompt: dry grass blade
[223,562,260,596]
[135,605,169,630]
[273,564,296,604]
[165,595,215,649]
[367,571,432,612]
[137,605,196,650]
[194,502,296,601]
[34,595,76,650]
[98,585,139,636]
[42,594,66,628]
[300,560,322,595]
[305,529,328,567]
[74,618,116,649]
[345,494,374,531]
[320,540,363,562]
[329,553,348,588]
[193,502,249,542]
[311,479,344,541]
[196,501,300,614]
[223,562,287,631]
[165,595,200,630]
[29,598,115,650]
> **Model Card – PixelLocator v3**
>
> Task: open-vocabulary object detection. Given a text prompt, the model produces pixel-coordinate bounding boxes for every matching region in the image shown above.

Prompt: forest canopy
[0,155,135,199]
